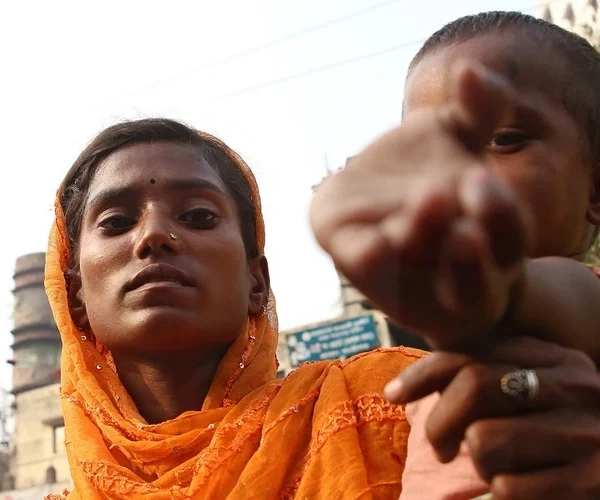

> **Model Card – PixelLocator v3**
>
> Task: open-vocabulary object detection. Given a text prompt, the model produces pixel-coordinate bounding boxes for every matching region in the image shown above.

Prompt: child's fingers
[436,218,503,326]
[459,168,530,268]
[380,177,456,265]
[439,61,516,154]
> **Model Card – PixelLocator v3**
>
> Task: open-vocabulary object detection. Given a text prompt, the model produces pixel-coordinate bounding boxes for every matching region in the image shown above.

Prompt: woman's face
[70,141,266,355]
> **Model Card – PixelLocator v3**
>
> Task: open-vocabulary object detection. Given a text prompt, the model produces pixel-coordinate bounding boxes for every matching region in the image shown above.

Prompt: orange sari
[45,133,426,499]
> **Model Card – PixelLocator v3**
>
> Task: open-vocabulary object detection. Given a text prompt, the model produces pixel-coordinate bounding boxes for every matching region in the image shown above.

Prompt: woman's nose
[134,211,180,259]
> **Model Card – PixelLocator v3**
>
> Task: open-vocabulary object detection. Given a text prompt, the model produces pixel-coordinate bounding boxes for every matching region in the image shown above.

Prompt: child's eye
[489,130,529,152]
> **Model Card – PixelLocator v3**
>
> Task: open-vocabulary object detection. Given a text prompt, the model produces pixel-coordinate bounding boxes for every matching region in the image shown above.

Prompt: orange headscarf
[45,132,426,499]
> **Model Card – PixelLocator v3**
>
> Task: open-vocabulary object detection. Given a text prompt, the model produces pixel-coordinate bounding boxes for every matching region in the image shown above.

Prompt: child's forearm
[510,257,600,363]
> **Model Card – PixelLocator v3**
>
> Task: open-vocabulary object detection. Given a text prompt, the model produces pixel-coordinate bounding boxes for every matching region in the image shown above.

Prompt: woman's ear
[66,270,89,330]
[247,255,270,315]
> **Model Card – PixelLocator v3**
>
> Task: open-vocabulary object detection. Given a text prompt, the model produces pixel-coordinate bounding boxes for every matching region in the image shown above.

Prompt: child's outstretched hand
[310,62,532,349]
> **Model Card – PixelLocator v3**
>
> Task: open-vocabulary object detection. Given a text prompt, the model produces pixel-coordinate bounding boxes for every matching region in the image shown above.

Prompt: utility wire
[129,0,406,96]
[134,0,563,114]
[213,37,424,100]
[206,0,562,101]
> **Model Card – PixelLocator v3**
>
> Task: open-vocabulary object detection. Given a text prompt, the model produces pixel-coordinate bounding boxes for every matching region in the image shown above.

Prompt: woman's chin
[113,309,209,352]
[94,304,246,354]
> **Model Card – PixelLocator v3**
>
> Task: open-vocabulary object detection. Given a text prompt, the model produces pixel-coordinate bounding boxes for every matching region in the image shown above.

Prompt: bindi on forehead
[150,179,156,185]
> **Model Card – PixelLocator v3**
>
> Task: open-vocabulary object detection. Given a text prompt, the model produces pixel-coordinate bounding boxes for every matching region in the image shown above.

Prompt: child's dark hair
[409,11,600,172]
[60,118,259,268]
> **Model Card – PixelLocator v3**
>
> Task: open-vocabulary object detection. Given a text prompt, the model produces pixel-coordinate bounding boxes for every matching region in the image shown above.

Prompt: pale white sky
[0,0,540,391]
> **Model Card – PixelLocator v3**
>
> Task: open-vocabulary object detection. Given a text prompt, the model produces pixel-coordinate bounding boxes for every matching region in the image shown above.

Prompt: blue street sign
[286,314,380,368]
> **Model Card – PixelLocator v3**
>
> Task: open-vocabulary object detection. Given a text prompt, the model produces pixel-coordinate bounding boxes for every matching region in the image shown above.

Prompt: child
[310,10,600,500]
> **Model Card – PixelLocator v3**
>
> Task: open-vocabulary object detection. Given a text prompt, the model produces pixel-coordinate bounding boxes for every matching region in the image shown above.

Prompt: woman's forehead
[87,142,229,200]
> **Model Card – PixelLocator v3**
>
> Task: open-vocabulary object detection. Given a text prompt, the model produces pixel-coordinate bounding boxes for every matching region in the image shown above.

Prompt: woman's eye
[489,130,529,151]
[99,215,135,232]
[180,209,219,228]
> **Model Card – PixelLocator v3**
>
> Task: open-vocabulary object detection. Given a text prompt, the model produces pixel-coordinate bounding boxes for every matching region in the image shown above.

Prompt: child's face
[403,32,597,258]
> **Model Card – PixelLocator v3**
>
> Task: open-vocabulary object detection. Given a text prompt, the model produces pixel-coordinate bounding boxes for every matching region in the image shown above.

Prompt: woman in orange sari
[46,119,426,499]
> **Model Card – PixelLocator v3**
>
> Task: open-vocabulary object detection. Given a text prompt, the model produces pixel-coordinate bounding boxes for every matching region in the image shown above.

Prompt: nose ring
[169,233,177,241]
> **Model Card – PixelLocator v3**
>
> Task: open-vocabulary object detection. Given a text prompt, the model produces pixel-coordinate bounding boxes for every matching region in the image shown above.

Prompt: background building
[4,253,71,499]
[539,0,599,45]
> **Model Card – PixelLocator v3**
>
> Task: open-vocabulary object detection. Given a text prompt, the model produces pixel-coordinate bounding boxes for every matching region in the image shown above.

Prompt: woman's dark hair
[408,11,600,168]
[60,118,258,265]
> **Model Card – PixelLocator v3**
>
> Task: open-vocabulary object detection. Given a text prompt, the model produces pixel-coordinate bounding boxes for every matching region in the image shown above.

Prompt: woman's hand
[386,337,600,499]
[310,61,530,350]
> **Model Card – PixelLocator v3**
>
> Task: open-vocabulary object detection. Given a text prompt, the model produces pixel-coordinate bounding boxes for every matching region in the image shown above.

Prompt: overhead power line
[140,0,563,115]
[213,37,424,100]
[130,0,405,96]
[207,0,561,101]
[192,0,404,70]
